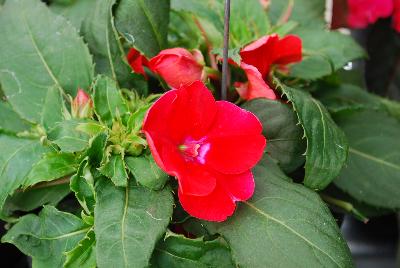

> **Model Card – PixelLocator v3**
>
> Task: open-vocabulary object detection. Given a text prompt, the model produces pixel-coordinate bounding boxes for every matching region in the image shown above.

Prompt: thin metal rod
[221,0,231,100]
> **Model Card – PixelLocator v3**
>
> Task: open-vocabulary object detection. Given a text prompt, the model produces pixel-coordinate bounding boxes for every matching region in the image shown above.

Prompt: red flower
[347,0,393,28]
[234,63,277,100]
[72,89,93,118]
[240,34,302,78]
[127,48,149,78]
[142,81,266,221]
[393,0,400,32]
[149,48,206,88]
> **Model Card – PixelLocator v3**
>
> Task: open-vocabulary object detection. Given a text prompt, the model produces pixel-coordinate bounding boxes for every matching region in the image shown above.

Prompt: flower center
[178,137,210,164]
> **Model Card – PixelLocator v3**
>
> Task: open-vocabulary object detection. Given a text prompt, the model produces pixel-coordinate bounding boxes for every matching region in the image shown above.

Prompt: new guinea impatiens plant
[0,0,400,267]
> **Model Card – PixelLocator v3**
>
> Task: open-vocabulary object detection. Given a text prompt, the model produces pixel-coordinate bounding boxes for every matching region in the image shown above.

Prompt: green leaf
[41,86,65,131]
[95,178,174,268]
[0,0,93,123]
[206,155,353,268]
[64,229,96,268]
[23,152,78,188]
[151,232,234,268]
[125,154,169,190]
[276,81,348,190]
[242,99,306,173]
[85,132,108,167]
[1,206,90,268]
[115,0,170,57]
[81,0,135,88]
[290,29,365,80]
[334,109,400,209]
[99,154,128,187]
[0,101,30,134]
[50,0,97,30]
[93,75,129,126]
[48,119,91,153]
[70,160,96,215]
[0,135,51,219]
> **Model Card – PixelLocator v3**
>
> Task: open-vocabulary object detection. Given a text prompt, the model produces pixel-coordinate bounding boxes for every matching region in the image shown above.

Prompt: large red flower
[347,0,393,28]
[142,81,266,221]
[393,0,400,32]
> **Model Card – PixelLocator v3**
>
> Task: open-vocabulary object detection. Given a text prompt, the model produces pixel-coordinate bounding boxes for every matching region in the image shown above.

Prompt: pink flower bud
[72,89,93,118]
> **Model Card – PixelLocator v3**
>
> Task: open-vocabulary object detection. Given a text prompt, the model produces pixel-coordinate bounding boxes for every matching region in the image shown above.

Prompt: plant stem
[221,0,231,100]
[320,194,369,223]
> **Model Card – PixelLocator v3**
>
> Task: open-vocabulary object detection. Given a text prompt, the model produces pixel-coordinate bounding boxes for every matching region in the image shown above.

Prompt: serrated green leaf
[48,119,91,152]
[95,178,174,268]
[85,132,108,167]
[206,155,353,268]
[50,0,97,30]
[0,0,93,123]
[93,75,129,126]
[99,154,128,187]
[0,135,51,219]
[125,154,169,190]
[64,229,96,268]
[81,0,135,88]
[1,206,90,268]
[277,81,348,190]
[23,152,78,188]
[334,109,400,209]
[115,0,170,57]
[151,232,234,268]
[242,99,306,173]
[70,160,96,215]
[41,86,65,131]
[0,101,30,134]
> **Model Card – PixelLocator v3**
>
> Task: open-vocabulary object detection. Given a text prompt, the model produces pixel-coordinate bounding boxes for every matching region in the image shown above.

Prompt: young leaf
[115,0,170,57]
[23,152,79,188]
[50,0,97,30]
[0,135,51,219]
[81,0,135,88]
[85,132,108,167]
[48,119,91,153]
[242,99,306,173]
[206,155,353,268]
[70,160,96,215]
[0,0,93,123]
[276,82,348,190]
[99,154,129,187]
[334,109,400,209]
[64,229,96,268]
[95,178,174,268]
[151,232,235,267]
[93,75,129,126]
[1,206,90,268]
[125,154,169,190]
[0,101,30,135]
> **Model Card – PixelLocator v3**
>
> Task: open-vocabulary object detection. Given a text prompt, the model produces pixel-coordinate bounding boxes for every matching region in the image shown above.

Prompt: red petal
[235,63,277,100]
[177,163,216,196]
[219,170,255,201]
[273,35,302,65]
[168,81,217,142]
[205,101,266,174]
[178,184,236,222]
[127,48,148,77]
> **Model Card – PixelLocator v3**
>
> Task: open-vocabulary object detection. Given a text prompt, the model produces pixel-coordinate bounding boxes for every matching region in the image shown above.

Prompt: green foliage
[94,178,174,268]
[50,0,97,30]
[115,0,171,57]
[0,101,31,135]
[99,154,129,187]
[206,156,353,268]
[64,229,96,268]
[0,0,93,123]
[242,99,306,173]
[70,160,96,215]
[48,119,91,152]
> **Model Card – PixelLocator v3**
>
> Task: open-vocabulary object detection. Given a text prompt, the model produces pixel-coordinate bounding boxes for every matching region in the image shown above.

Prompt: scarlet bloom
[142,81,266,221]
[127,48,149,77]
[71,89,93,118]
[149,48,206,88]
[347,0,393,28]
[393,0,400,32]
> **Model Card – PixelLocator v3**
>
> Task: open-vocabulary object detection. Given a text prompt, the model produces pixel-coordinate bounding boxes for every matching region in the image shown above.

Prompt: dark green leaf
[0,101,30,134]
[1,206,90,267]
[115,0,170,57]
[86,132,108,167]
[334,109,400,208]
[93,75,129,126]
[125,154,169,190]
[151,232,234,268]
[70,160,96,215]
[277,82,348,190]
[48,119,91,153]
[0,135,51,219]
[50,0,97,30]
[95,178,174,268]
[206,155,353,268]
[99,154,128,187]
[242,99,306,173]
[0,0,93,123]
[64,229,96,268]
[23,152,78,188]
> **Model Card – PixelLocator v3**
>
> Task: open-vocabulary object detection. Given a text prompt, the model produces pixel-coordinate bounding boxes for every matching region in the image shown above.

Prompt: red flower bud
[72,89,93,118]
[127,48,149,78]
[149,48,206,88]
[142,81,266,221]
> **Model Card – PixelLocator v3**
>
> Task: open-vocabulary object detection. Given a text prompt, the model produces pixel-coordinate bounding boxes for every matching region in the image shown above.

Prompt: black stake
[221,0,231,100]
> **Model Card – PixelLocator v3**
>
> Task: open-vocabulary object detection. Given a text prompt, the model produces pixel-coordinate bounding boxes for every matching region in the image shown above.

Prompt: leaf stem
[320,194,369,223]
